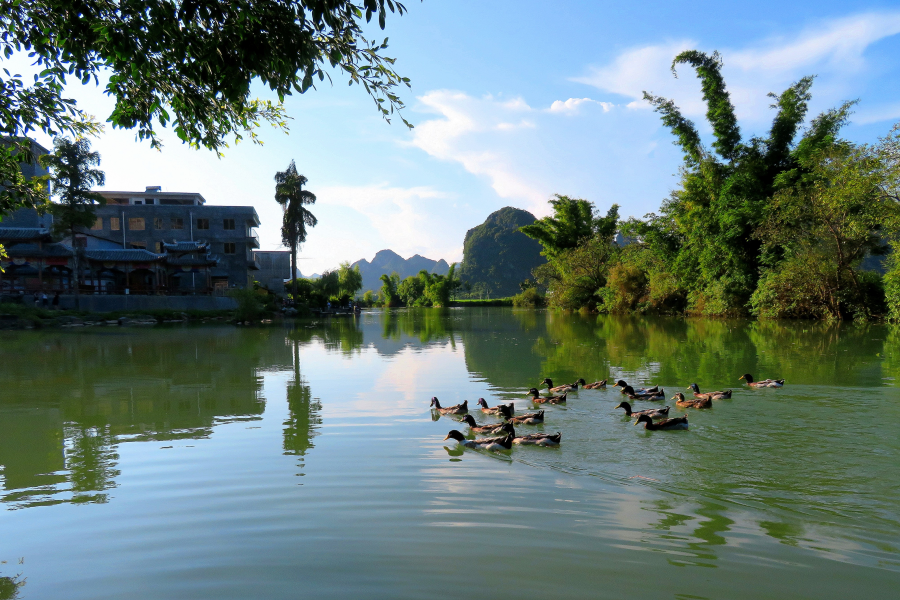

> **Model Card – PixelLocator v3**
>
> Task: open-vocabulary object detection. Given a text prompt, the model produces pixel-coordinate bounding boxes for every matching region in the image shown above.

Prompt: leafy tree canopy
[1,0,414,214]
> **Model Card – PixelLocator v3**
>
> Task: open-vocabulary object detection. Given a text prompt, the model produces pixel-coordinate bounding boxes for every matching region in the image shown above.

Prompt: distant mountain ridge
[352,249,450,292]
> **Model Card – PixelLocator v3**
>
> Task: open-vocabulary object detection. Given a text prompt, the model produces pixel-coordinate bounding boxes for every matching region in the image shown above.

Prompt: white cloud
[547,98,613,114]
[310,182,462,265]
[411,91,550,212]
[574,11,900,123]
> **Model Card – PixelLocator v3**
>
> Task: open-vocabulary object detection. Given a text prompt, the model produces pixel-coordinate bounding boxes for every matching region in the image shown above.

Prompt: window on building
[171,217,184,230]
[196,218,209,230]
[154,217,164,230]
[110,217,120,231]
[224,242,236,254]
[130,242,147,250]
[91,218,103,230]
[223,218,235,230]
[128,217,145,231]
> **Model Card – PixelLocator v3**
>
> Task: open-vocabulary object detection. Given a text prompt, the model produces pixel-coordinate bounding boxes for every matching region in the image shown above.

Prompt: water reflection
[0,328,283,508]
[283,338,322,464]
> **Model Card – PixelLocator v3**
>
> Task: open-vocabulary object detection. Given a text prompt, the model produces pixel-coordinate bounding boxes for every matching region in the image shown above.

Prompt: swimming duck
[634,413,689,430]
[443,430,513,450]
[621,385,665,401]
[672,392,711,409]
[613,380,660,394]
[581,379,607,389]
[525,388,567,404]
[505,425,562,446]
[740,374,785,388]
[459,415,514,434]
[541,378,582,393]
[687,383,732,400]
[506,409,545,425]
[615,401,670,419]
[476,398,515,415]
[430,397,468,414]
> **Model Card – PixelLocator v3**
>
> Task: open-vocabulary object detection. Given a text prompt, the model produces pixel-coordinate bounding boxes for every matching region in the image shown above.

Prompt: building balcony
[248,258,261,271]
[247,232,260,248]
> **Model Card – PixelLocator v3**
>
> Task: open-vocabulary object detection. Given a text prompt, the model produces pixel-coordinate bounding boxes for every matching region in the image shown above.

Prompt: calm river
[0,309,898,599]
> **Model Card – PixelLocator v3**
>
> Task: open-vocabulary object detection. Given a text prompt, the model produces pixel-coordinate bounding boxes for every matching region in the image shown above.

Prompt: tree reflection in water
[282,337,322,466]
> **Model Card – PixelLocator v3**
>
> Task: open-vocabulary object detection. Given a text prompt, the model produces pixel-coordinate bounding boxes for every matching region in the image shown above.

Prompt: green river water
[0,308,898,599]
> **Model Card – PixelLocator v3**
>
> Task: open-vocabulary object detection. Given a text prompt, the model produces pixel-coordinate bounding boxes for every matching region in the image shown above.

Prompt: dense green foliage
[520,195,620,311]
[525,51,900,321]
[0,0,412,228]
[380,264,461,307]
[457,207,545,298]
[286,263,361,309]
[43,137,106,292]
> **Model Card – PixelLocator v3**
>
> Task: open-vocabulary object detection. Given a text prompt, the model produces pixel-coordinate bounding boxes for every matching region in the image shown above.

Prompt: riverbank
[0,304,238,329]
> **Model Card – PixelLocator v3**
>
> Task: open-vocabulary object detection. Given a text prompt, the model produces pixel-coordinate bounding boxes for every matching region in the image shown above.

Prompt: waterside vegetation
[519,50,900,322]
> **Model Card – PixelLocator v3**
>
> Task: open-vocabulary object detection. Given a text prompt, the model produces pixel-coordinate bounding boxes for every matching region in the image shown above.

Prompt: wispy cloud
[547,98,613,114]
[574,11,900,123]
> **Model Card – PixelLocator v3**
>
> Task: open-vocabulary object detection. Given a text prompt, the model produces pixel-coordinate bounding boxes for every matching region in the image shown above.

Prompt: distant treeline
[517,50,900,322]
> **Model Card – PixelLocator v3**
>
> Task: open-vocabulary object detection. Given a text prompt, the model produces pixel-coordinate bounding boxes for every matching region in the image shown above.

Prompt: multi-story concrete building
[89,187,261,290]
[252,250,292,294]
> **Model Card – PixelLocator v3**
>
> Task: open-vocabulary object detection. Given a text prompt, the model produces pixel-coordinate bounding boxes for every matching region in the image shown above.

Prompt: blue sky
[15,0,900,274]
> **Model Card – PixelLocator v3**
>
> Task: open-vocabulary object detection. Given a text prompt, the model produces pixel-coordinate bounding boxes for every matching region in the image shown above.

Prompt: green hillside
[458,207,546,298]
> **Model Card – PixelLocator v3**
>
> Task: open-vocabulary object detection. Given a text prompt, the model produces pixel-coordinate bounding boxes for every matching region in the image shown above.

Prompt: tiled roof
[0,227,52,241]
[4,242,73,258]
[162,240,209,252]
[84,249,164,262]
[165,254,219,266]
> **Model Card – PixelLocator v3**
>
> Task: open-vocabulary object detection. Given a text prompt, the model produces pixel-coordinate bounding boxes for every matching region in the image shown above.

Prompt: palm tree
[274,160,317,300]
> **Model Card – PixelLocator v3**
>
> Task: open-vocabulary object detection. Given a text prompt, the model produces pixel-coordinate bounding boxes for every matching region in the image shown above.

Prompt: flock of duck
[431,373,785,452]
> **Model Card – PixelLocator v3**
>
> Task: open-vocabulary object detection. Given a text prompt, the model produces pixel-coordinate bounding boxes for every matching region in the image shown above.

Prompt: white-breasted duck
[739,374,785,388]
[687,383,732,400]
[615,401,670,419]
[443,430,513,450]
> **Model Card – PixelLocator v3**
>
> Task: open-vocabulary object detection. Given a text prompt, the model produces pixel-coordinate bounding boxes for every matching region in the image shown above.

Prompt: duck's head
[615,401,631,412]
[430,397,440,408]
[443,430,466,442]
[460,415,477,427]
[525,387,540,397]
[614,380,628,388]
[622,385,636,395]
[739,373,753,383]
[634,414,652,426]
[541,378,553,386]
[459,400,468,409]
[687,383,700,393]
[672,392,685,401]
[576,378,586,385]
[477,398,489,408]
[498,404,514,419]
[505,402,515,413]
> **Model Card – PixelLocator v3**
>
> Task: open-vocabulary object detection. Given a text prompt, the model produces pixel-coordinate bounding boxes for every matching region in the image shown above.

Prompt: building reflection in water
[0,327,288,509]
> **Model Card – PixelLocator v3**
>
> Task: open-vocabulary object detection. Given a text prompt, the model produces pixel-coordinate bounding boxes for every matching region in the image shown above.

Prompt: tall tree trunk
[71,224,80,296]
[291,237,298,301]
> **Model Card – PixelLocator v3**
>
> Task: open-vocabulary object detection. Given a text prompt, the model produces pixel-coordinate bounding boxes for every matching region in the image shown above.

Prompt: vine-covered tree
[641,50,854,315]
[44,136,106,294]
[275,160,317,300]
